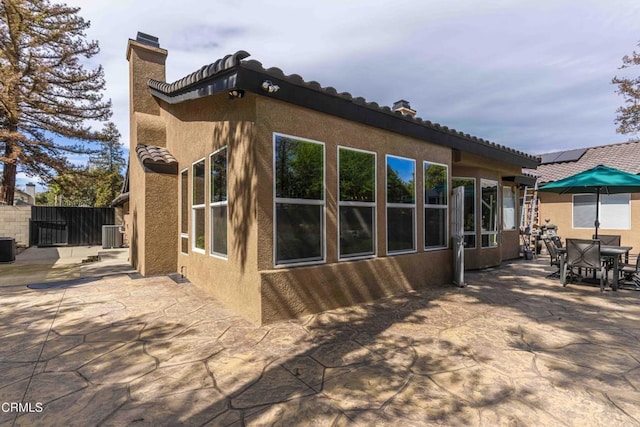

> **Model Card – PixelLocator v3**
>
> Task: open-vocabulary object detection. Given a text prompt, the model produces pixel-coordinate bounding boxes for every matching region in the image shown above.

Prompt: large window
[424,161,448,250]
[180,169,189,254]
[502,186,516,230]
[192,159,206,253]
[338,147,376,259]
[573,193,630,229]
[386,155,415,254]
[452,178,476,248]
[210,147,228,258]
[274,134,325,265]
[481,179,498,248]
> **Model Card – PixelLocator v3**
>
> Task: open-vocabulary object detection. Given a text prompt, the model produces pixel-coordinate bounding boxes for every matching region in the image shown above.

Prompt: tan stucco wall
[128,151,146,272]
[254,97,456,323]
[164,94,262,323]
[538,192,640,246]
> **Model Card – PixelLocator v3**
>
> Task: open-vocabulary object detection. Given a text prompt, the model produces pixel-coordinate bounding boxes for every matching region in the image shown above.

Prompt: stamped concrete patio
[1,258,640,426]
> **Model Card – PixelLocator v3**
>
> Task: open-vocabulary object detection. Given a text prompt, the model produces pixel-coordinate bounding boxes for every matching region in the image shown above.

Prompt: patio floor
[1,257,639,426]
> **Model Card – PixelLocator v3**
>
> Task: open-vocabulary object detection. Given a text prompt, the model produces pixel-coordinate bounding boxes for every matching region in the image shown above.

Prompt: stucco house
[125,32,538,324]
[533,141,640,246]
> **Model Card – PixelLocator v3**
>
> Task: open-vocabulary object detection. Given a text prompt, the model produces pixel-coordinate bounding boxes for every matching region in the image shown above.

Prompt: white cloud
[62,0,640,154]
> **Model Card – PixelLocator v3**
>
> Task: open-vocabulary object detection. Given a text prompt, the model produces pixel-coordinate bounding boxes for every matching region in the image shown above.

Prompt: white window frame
[481,178,499,248]
[179,168,189,255]
[273,133,326,267]
[502,185,517,231]
[386,154,416,255]
[338,146,377,261]
[210,147,228,259]
[423,160,449,251]
[452,177,476,249]
[192,158,206,254]
[572,193,631,230]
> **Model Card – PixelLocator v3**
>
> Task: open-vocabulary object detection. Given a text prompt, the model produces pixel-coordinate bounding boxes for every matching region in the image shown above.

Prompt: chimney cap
[136,32,160,48]
[392,99,412,110]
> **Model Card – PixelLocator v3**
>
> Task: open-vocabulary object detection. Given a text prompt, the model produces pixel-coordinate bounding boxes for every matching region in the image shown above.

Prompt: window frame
[209,147,228,259]
[385,154,416,255]
[180,168,189,255]
[337,146,377,261]
[452,177,476,249]
[481,178,499,248]
[192,157,206,254]
[423,160,449,251]
[272,133,326,267]
[572,193,631,230]
[502,185,517,231]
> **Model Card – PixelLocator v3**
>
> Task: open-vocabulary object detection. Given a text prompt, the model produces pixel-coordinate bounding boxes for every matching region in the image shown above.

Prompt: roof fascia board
[149,71,239,104]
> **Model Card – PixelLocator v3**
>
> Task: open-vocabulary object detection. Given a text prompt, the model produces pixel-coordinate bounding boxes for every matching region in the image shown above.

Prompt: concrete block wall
[0,206,31,247]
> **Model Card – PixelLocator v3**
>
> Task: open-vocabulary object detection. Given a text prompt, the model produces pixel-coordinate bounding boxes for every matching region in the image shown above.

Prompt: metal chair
[542,237,561,278]
[593,234,621,246]
[550,235,563,248]
[564,239,607,292]
[621,255,640,290]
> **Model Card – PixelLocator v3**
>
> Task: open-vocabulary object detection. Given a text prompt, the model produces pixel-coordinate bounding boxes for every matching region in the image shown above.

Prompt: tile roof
[146,49,538,168]
[529,141,640,183]
[135,144,177,166]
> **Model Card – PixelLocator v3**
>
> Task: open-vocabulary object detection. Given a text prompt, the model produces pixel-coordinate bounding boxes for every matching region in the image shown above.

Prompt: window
[502,186,516,230]
[424,161,448,250]
[338,147,376,259]
[386,155,415,254]
[481,179,498,248]
[452,178,476,248]
[210,147,228,257]
[180,169,189,254]
[274,134,325,265]
[192,159,206,253]
[573,193,630,229]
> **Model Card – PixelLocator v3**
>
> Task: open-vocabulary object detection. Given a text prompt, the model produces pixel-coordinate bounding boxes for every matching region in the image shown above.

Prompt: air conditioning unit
[102,225,123,249]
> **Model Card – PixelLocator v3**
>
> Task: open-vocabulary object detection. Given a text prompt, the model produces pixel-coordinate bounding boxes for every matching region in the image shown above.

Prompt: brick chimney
[392,99,416,118]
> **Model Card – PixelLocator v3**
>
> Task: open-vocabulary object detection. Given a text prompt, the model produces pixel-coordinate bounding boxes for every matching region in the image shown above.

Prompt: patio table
[558,245,632,290]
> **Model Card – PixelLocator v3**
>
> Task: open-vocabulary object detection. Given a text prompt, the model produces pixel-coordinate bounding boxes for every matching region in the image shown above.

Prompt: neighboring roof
[135,144,178,174]
[143,43,538,169]
[531,141,640,183]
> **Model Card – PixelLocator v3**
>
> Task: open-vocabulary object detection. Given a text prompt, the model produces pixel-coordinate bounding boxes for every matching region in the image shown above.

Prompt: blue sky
[15,0,640,191]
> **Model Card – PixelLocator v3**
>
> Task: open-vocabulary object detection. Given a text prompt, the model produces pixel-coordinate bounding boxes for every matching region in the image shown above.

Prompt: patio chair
[564,238,607,292]
[621,254,640,290]
[593,234,621,246]
[542,237,561,278]
[550,235,563,248]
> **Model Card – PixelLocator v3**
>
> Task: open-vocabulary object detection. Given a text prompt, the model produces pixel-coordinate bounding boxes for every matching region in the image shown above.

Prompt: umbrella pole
[594,188,600,239]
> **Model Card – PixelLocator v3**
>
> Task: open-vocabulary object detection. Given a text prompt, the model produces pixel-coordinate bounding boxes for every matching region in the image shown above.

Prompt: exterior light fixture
[228,89,244,99]
[261,80,280,93]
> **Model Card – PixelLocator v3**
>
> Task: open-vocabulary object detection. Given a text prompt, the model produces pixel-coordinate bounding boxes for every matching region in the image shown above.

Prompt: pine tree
[0,0,112,205]
[91,122,125,207]
[613,42,640,136]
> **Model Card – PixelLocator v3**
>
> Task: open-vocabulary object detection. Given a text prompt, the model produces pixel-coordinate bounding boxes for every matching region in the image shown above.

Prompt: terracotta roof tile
[135,144,177,166]
[532,141,640,183]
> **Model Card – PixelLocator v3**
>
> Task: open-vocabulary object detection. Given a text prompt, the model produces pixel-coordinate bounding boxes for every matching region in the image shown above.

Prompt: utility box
[102,225,123,249]
[0,237,16,263]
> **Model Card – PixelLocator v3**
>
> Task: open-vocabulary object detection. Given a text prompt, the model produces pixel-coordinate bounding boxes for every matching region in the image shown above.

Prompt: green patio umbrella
[538,164,640,238]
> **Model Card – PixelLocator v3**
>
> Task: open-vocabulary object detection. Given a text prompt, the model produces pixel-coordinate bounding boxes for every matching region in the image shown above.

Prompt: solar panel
[539,148,587,164]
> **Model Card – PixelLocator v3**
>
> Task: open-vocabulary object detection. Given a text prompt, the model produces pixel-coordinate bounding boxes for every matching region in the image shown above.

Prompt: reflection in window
[481,179,498,248]
[424,162,448,249]
[274,134,324,265]
[339,147,376,259]
[210,147,228,257]
[386,155,415,253]
[452,178,476,248]
[180,169,188,254]
[502,186,516,230]
[192,159,205,252]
